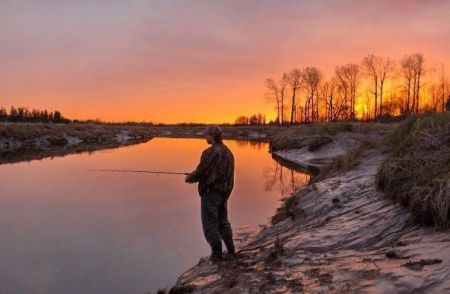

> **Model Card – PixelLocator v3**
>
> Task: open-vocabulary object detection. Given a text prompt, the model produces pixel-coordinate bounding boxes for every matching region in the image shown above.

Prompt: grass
[265,237,285,266]
[307,134,334,151]
[166,285,196,294]
[0,122,154,143]
[269,122,390,152]
[271,192,302,225]
[377,112,450,229]
[269,122,352,151]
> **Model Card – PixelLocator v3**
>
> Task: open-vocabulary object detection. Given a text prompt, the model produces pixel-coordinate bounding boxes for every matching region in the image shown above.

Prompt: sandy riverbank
[164,119,449,293]
[0,123,155,165]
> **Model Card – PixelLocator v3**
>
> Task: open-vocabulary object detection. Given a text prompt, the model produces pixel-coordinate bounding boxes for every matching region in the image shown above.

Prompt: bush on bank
[377,112,450,229]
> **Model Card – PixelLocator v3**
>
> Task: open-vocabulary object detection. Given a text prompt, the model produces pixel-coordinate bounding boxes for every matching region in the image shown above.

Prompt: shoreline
[0,123,283,165]
[165,121,450,293]
[2,121,448,292]
[0,122,390,161]
[0,123,155,165]
[147,125,276,142]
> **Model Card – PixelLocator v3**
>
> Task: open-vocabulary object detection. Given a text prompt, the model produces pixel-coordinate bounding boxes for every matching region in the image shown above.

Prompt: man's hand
[185,174,192,183]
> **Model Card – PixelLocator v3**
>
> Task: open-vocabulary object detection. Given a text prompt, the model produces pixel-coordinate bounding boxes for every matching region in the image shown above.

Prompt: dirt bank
[270,123,390,174]
[148,125,280,141]
[272,132,368,174]
[165,122,449,293]
[0,123,154,164]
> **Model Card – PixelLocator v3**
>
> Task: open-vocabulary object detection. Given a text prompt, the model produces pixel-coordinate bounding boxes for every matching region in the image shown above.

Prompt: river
[0,137,308,293]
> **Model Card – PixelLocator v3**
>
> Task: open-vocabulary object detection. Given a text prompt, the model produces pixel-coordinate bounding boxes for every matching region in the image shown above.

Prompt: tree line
[0,106,155,126]
[265,53,450,124]
[0,106,68,123]
[234,113,267,125]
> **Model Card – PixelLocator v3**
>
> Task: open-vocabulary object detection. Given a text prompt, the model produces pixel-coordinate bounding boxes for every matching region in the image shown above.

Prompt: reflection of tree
[235,140,266,150]
[263,163,279,191]
[263,160,310,196]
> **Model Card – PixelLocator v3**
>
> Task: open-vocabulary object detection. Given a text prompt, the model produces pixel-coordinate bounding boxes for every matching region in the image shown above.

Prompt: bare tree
[334,67,349,119]
[362,55,395,118]
[265,78,281,124]
[280,73,289,123]
[413,53,424,113]
[288,68,302,124]
[401,53,425,114]
[362,54,379,119]
[401,56,414,114]
[335,64,359,119]
[429,84,439,111]
[301,67,322,122]
[438,63,448,112]
[322,77,346,121]
[378,58,394,116]
[385,84,404,116]
[265,74,289,124]
[321,81,332,121]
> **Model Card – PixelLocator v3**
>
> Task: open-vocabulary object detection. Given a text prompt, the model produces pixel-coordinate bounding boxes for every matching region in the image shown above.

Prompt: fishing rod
[87,169,189,175]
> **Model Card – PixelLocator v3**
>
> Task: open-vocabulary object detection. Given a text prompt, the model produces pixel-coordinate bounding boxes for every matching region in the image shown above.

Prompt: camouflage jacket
[186,142,235,198]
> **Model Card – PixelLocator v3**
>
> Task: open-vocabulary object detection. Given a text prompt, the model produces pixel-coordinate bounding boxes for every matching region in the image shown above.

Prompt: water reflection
[0,139,149,166]
[234,139,266,150]
[263,162,310,196]
[0,138,308,293]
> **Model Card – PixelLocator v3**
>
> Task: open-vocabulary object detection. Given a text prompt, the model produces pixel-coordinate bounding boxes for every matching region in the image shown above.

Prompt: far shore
[0,123,155,165]
[0,123,279,165]
[0,121,392,165]
[147,124,278,141]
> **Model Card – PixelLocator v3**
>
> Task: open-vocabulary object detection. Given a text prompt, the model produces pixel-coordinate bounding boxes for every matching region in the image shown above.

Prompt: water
[0,138,308,293]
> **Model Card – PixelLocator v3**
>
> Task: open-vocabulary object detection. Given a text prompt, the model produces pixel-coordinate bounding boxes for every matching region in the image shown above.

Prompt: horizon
[1,1,449,123]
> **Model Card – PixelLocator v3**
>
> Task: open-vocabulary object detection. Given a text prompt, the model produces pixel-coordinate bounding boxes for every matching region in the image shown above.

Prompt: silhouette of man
[185,125,235,262]
[446,95,450,112]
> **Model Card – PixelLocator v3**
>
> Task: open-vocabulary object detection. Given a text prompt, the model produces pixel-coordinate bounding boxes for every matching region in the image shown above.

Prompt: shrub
[377,112,450,229]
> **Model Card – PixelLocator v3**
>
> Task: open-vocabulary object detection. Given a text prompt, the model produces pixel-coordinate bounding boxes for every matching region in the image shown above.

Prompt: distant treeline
[234,113,267,125]
[0,106,156,126]
[0,106,271,126]
[0,106,69,123]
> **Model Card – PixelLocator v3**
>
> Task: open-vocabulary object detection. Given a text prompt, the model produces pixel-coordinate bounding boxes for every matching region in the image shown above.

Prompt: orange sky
[1,1,449,123]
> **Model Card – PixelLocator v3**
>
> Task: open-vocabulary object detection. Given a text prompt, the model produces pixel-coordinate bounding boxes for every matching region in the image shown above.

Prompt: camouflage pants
[200,191,234,256]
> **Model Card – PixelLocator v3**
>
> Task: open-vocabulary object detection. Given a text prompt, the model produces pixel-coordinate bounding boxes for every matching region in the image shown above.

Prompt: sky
[1,0,449,123]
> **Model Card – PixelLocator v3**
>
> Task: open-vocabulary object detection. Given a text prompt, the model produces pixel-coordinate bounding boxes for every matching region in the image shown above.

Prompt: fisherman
[185,125,235,263]
[446,95,450,112]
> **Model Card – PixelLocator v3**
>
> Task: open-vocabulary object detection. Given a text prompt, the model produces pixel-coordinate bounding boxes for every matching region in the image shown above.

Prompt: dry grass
[271,192,302,225]
[265,237,285,266]
[0,123,154,143]
[307,134,334,151]
[270,123,352,151]
[165,285,196,294]
[269,122,390,152]
[377,112,450,229]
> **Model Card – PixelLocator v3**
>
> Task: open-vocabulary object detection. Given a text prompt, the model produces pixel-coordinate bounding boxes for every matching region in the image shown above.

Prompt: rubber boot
[210,243,222,263]
[223,235,235,255]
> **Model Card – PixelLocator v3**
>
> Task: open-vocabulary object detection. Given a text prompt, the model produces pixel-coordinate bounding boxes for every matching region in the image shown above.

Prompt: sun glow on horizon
[1,1,449,123]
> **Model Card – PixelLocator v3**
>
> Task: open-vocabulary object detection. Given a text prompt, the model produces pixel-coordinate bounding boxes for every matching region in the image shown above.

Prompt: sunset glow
[1,1,449,123]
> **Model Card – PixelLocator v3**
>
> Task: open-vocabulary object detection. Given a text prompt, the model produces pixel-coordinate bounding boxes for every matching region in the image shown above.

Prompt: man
[185,125,235,262]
